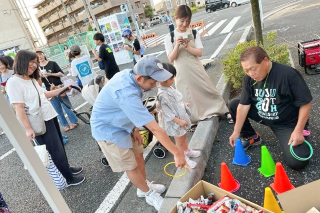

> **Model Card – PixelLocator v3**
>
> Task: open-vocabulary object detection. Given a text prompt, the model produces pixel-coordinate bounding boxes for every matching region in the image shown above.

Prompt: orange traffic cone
[218,162,240,193]
[270,162,295,194]
[263,187,283,213]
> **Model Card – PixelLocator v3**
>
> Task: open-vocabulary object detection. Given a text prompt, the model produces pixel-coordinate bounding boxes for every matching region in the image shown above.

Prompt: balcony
[40,18,50,28]
[92,2,113,16]
[63,21,71,28]
[60,9,67,18]
[76,13,88,23]
[36,7,48,18]
[45,28,55,36]
[53,24,64,32]
[72,1,84,11]
[50,13,60,23]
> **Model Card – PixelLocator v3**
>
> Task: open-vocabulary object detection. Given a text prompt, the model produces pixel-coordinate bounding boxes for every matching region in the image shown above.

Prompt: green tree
[88,24,93,31]
[144,5,154,19]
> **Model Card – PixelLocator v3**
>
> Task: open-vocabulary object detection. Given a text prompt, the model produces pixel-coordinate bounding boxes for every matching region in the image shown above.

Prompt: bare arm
[46,72,64,78]
[44,86,70,99]
[167,36,184,62]
[92,49,103,62]
[13,103,35,140]
[229,104,251,147]
[145,120,190,170]
[289,102,311,146]
[185,43,202,57]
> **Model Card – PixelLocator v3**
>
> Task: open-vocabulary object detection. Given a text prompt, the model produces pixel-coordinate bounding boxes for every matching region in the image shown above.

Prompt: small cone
[218,162,240,193]
[258,146,276,177]
[263,187,283,213]
[232,139,251,166]
[270,162,295,194]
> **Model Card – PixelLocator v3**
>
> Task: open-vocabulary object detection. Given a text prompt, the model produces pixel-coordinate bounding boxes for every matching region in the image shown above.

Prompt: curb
[158,24,253,213]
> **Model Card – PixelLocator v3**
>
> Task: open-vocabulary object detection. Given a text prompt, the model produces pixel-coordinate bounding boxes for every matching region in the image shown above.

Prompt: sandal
[187,124,198,132]
[225,112,234,124]
[70,122,79,130]
[64,125,70,132]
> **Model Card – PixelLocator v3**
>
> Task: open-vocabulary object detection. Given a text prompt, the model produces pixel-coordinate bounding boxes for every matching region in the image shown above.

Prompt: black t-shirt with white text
[240,62,312,124]
[40,61,64,91]
[99,44,120,79]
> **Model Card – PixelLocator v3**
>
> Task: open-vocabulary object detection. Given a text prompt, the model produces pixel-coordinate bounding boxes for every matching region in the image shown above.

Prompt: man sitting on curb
[90,55,190,211]
[229,46,312,170]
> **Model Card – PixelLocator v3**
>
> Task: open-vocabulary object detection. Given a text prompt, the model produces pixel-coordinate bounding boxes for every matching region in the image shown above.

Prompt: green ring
[290,140,313,161]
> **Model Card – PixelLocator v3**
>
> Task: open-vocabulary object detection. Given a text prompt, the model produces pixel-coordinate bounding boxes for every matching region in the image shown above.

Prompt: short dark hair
[4,56,14,69]
[162,63,176,78]
[0,56,10,69]
[68,52,75,59]
[94,32,105,42]
[240,46,269,64]
[175,5,192,19]
[13,50,40,79]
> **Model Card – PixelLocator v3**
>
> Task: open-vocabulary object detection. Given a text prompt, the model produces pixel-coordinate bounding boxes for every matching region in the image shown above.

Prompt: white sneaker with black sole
[67,176,85,186]
[145,190,163,211]
[137,180,166,197]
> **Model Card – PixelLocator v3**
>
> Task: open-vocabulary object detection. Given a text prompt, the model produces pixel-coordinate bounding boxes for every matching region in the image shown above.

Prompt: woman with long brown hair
[6,50,85,186]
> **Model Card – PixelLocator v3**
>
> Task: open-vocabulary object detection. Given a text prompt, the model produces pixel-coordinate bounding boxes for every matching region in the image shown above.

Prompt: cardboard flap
[278,179,320,213]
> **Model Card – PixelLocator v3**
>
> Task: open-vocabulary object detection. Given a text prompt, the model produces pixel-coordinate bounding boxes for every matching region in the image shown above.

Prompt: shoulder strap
[192,29,197,39]
[170,31,174,43]
[31,79,41,107]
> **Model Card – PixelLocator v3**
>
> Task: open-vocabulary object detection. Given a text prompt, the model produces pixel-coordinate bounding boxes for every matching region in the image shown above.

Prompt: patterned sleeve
[158,95,176,122]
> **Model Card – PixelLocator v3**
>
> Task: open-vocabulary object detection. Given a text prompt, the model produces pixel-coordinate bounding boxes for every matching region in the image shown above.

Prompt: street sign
[120,4,128,12]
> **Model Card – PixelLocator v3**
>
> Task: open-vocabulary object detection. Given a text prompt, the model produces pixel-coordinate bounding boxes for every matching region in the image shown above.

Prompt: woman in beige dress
[164,5,231,130]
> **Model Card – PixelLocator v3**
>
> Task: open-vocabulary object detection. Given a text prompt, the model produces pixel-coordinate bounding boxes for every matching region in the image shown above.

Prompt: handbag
[28,80,46,136]
[32,139,50,167]
[46,153,68,190]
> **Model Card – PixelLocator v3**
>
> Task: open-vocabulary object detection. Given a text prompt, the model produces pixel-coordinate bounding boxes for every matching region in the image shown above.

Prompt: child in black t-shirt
[92,33,119,80]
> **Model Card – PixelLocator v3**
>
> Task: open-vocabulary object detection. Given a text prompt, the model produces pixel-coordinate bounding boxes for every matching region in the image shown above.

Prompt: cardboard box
[278,179,320,213]
[170,180,272,213]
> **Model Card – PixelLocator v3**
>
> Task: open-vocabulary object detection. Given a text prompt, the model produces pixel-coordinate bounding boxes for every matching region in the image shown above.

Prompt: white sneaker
[145,190,164,211]
[137,180,166,197]
[185,149,201,158]
[185,156,197,169]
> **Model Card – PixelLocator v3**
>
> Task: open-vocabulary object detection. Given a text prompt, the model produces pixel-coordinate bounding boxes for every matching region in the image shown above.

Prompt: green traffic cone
[258,146,276,177]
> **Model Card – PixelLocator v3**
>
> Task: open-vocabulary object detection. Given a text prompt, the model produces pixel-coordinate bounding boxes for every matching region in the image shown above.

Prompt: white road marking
[206,19,227,36]
[220,16,241,34]
[94,138,158,213]
[198,22,214,35]
[0,148,15,161]
[210,32,233,59]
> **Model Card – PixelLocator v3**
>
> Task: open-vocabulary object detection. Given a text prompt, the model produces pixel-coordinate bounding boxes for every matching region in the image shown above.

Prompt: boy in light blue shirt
[91,56,189,211]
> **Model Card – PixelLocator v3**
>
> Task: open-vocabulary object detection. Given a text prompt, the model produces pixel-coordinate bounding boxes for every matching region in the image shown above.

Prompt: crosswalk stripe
[143,34,167,46]
[220,16,241,34]
[206,19,227,36]
[198,22,214,35]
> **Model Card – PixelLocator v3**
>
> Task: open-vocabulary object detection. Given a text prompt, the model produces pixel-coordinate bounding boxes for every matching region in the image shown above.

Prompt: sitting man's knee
[228,98,240,111]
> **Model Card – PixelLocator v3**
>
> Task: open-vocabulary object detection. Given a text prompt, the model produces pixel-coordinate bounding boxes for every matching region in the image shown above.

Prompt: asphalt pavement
[203,0,320,208]
[1,0,319,212]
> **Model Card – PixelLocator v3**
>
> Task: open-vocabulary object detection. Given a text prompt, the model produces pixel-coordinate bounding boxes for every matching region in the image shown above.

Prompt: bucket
[139,129,149,148]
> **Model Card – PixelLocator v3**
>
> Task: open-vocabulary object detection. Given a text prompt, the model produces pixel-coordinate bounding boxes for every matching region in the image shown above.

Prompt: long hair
[0,56,10,70]
[13,50,40,79]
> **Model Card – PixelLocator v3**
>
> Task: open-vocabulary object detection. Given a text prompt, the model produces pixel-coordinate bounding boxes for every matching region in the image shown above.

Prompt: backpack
[170,29,197,43]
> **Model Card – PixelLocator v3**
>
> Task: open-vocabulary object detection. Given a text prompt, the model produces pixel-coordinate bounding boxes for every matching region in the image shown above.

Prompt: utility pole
[250,0,263,45]
[126,0,140,37]
[60,0,77,34]
[81,0,101,33]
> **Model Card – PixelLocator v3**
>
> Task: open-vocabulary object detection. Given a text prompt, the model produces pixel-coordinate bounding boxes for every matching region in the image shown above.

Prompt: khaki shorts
[97,139,143,172]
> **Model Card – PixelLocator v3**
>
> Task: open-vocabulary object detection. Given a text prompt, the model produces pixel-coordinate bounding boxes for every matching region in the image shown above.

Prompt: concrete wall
[0,0,34,51]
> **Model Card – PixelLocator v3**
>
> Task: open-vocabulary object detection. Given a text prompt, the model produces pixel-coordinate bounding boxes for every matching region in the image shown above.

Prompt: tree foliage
[144,5,154,19]
[222,31,290,89]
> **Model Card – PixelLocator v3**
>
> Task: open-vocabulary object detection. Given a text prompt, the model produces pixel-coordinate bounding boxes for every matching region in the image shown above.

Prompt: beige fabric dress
[165,31,228,123]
